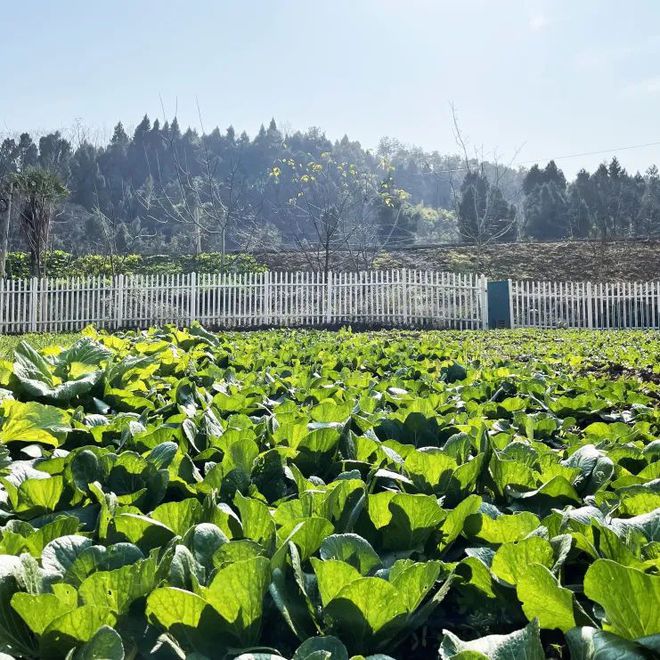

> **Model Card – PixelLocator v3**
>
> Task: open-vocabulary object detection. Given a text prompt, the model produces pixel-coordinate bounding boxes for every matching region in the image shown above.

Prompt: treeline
[0,115,659,276]
[522,159,660,240]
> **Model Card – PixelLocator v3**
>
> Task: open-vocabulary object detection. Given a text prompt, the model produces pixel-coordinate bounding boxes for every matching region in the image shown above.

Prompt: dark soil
[253,239,660,282]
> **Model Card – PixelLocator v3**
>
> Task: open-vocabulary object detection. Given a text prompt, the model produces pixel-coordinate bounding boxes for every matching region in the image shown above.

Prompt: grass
[1,326,658,377]
[0,332,82,359]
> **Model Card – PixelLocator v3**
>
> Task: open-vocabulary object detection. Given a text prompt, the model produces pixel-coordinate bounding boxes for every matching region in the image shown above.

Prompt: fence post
[115,274,124,329]
[265,270,271,325]
[189,272,197,325]
[586,281,593,329]
[401,268,409,325]
[29,277,38,332]
[325,271,333,324]
[508,278,514,328]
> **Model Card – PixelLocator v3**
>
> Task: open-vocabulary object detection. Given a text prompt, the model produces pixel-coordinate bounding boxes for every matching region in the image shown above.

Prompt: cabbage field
[0,326,657,659]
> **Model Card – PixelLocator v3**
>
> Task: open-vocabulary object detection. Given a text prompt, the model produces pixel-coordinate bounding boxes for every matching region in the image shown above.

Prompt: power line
[517,139,660,166]
[423,139,660,175]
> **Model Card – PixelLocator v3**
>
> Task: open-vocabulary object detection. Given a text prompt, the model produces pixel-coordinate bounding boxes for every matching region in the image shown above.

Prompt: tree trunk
[31,244,42,279]
[221,227,226,272]
[193,206,202,255]
[324,239,331,277]
[0,183,13,278]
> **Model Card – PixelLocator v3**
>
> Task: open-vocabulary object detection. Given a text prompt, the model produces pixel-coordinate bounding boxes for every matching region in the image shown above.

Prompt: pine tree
[522,161,569,240]
[522,164,544,195]
[4,111,657,256]
[170,117,181,140]
[133,115,151,141]
[524,181,569,240]
[544,160,567,189]
[70,143,104,209]
[488,186,517,242]
[458,170,516,243]
[38,132,72,177]
[110,122,129,147]
[567,180,592,238]
[127,116,152,186]
[636,166,660,237]
[458,171,488,241]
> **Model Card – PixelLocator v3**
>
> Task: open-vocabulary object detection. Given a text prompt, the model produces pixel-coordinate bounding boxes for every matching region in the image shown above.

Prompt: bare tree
[139,106,249,267]
[266,155,410,273]
[266,157,359,273]
[448,105,520,269]
[90,205,156,276]
[343,172,410,270]
[65,117,106,151]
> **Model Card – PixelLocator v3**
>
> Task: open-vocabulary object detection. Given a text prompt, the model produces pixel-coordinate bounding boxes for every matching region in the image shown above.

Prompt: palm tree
[12,168,67,277]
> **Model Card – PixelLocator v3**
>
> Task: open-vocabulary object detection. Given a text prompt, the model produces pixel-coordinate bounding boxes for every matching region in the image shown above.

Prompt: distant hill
[254,239,660,282]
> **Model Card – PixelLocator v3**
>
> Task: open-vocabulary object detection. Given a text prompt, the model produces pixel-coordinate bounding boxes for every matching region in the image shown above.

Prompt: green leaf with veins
[584,559,660,639]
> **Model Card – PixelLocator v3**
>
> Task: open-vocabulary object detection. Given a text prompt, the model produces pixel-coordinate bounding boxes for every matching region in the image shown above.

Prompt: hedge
[2,252,267,279]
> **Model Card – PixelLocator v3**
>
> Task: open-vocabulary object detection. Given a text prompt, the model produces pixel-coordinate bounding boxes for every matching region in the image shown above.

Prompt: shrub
[3,251,267,279]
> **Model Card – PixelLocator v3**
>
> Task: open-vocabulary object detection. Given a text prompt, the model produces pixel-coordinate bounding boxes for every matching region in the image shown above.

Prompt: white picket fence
[3,270,657,334]
[0,270,489,334]
[510,279,660,329]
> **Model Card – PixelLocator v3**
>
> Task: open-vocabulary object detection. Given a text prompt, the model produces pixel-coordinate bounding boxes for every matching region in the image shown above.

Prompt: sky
[2,0,660,177]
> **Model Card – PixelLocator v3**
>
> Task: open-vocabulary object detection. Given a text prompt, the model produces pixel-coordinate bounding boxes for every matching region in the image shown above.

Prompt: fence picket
[510,277,660,330]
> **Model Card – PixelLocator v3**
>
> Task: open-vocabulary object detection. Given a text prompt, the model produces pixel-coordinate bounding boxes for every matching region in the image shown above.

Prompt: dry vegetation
[254,239,660,281]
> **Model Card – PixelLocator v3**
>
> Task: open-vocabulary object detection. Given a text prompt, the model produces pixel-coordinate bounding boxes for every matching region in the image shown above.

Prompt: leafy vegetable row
[0,326,657,659]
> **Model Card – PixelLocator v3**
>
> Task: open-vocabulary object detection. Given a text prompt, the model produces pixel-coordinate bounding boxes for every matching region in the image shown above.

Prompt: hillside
[255,239,660,282]
[2,119,659,264]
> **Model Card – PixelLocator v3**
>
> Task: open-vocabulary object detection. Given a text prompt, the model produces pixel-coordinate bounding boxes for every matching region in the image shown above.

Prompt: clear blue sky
[2,0,660,176]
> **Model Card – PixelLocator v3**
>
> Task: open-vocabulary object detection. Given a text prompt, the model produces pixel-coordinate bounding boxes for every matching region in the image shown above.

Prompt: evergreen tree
[567,171,593,239]
[522,164,544,196]
[606,157,629,236]
[544,160,567,189]
[458,170,488,241]
[522,161,569,240]
[37,132,72,177]
[1,113,656,256]
[133,115,151,139]
[583,159,642,239]
[15,134,39,170]
[588,164,611,238]
[110,122,129,147]
[627,172,646,236]
[458,170,516,243]
[636,166,660,237]
[169,117,181,140]
[127,115,152,186]
[488,186,517,242]
[70,143,103,209]
[524,181,570,240]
